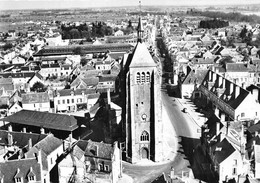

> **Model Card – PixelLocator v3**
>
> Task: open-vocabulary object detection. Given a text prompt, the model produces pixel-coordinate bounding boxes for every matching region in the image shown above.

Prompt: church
[121,16,164,163]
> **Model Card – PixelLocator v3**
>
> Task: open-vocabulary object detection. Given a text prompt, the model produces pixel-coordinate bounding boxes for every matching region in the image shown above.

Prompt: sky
[0,0,259,10]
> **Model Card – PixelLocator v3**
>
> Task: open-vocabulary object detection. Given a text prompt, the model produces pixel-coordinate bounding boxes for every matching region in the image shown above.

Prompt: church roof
[129,42,157,68]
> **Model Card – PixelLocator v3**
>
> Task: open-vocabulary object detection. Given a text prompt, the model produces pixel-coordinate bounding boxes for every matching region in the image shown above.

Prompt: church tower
[123,16,164,163]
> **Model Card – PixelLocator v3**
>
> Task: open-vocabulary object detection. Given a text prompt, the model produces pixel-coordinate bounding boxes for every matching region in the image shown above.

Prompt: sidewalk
[176,98,207,128]
[118,173,134,183]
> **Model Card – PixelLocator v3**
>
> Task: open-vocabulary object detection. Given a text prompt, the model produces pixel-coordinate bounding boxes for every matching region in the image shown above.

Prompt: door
[141,147,148,159]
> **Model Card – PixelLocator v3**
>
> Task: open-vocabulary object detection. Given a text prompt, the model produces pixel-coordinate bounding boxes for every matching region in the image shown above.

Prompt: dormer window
[14,168,23,183]
[27,167,36,182]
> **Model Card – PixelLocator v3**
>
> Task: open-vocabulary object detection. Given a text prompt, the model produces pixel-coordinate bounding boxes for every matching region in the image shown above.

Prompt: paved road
[122,87,201,182]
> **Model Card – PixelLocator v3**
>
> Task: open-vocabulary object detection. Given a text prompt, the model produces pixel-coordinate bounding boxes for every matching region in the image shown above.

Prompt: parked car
[182,108,187,113]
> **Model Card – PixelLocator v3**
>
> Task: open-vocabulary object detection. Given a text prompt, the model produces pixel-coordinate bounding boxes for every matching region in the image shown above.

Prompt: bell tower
[124,13,164,163]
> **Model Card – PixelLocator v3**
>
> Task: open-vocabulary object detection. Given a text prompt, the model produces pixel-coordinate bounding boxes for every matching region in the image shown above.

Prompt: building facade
[124,17,164,163]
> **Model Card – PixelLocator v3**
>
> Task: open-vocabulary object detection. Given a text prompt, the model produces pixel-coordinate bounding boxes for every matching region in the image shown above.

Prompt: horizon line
[1,3,260,11]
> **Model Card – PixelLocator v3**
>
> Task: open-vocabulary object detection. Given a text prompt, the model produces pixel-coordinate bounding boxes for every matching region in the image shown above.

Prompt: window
[241,113,245,117]
[58,100,60,104]
[99,164,103,171]
[136,72,140,83]
[15,177,22,183]
[146,72,150,82]
[62,100,65,104]
[28,176,35,181]
[233,159,237,166]
[51,158,53,164]
[67,99,70,104]
[105,165,109,171]
[141,72,145,83]
[232,167,237,175]
[72,99,74,103]
[140,131,149,141]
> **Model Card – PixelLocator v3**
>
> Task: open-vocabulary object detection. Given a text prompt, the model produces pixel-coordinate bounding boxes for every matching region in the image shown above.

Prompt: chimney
[8,133,13,146]
[8,125,12,132]
[23,127,26,133]
[107,88,111,105]
[235,85,240,98]
[252,88,259,102]
[220,113,225,122]
[222,77,226,89]
[40,127,45,134]
[229,82,233,95]
[255,131,259,137]
[28,138,32,150]
[218,76,222,88]
[212,72,216,82]
[216,121,220,136]
[226,122,229,136]
[36,149,42,164]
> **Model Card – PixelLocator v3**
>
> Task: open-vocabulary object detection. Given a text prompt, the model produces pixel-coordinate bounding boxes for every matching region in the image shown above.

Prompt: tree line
[60,22,113,39]
[187,9,260,24]
[199,19,229,29]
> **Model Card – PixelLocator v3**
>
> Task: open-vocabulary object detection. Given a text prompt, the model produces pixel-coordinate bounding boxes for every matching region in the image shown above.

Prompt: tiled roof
[225,63,249,72]
[182,69,208,85]
[0,72,35,78]
[3,110,78,131]
[212,137,236,164]
[77,140,113,160]
[27,134,63,156]
[56,88,97,97]
[0,158,41,183]
[98,75,117,82]
[247,121,260,134]
[0,130,47,148]
[21,92,49,104]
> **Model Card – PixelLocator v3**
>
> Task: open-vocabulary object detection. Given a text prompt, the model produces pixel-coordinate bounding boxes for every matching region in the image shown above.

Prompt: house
[27,72,44,88]
[114,30,124,37]
[201,118,248,182]
[39,63,60,79]
[199,70,260,121]
[180,68,208,99]
[21,92,50,112]
[58,143,86,182]
[97,75,117,93]
[76,140,122,183]
[95,60,111,71]
[26,134,64,183]
[54,88,99,112]
[70,76,99,89]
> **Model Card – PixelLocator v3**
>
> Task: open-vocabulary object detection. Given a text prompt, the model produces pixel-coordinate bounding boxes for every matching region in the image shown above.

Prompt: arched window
[136,72,140,84]
[146,72,150,82]
[141,72,145,83]
[140,131,149,141]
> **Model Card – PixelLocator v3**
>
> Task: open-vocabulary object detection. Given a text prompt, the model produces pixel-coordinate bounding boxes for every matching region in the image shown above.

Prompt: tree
[31,82,46,92]
[73,47,83,55]
[3,43,12,51]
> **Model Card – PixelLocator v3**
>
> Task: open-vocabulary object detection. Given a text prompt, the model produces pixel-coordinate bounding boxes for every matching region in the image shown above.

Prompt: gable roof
[3,110,78,131]
[129,42,156,68]
[27,134,63,156]
[213,137,236,164]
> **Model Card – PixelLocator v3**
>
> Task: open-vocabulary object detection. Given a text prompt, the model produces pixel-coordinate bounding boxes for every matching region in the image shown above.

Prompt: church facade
[122,17,164,163]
